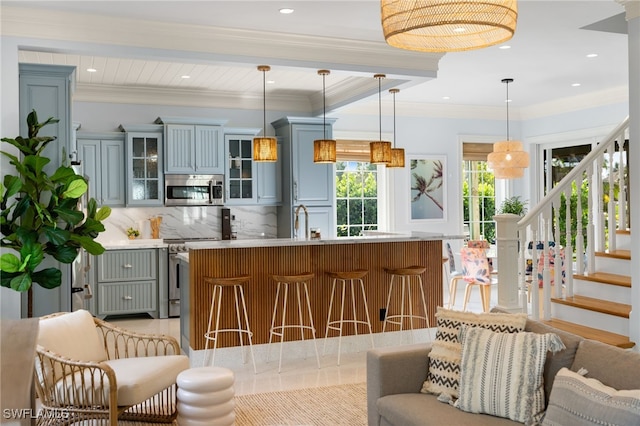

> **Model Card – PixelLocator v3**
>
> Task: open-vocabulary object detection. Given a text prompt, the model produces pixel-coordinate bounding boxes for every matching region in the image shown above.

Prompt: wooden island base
[188,239,443,350]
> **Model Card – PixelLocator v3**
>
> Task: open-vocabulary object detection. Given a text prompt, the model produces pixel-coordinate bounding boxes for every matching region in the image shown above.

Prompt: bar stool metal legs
[382,266,431,343]
[323,270,374,365]
[203,276,256,374]
[268,273,320,373]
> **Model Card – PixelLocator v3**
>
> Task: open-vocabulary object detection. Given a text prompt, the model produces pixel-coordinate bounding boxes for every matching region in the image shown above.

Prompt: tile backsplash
[97,205,277,242]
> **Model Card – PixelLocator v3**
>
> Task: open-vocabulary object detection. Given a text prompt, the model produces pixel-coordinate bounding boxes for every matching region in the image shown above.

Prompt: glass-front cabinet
[226,134,255,203]
[120,124,164,206]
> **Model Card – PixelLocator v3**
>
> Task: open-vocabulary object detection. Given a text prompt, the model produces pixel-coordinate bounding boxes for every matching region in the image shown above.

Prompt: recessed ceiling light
[505,99,512,103]
[442,96,450,100]
[586,53,598,58]
[86,68,97,73]
[499,45,511,50]
[279,8,294,14]
[572,83,581,87]
[267,80,275,84]
[181,75,191,79]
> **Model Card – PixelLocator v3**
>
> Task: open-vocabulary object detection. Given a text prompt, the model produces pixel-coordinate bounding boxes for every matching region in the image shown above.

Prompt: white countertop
[100,239,167,250]
[184,232,464,250]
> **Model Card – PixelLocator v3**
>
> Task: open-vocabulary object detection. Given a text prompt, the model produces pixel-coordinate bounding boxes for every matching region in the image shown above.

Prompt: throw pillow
[455,326,565,425]
[542,367,640,426]
[420,307,528,399]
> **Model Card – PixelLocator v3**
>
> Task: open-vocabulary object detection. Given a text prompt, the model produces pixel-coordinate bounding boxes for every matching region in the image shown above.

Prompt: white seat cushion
[55,355,190,407]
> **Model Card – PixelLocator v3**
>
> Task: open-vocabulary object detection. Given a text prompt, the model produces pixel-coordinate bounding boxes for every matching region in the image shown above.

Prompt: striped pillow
[542,368,640,425]
[421,307,528,399]
[455,326,565,424]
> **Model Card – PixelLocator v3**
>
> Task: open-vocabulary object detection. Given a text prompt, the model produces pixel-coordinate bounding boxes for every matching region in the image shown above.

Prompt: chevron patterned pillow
[455,326,565,424]
[421,307,527,399]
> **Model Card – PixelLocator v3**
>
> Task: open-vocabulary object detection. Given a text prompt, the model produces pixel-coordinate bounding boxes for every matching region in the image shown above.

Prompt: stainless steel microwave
[165,174,224,206]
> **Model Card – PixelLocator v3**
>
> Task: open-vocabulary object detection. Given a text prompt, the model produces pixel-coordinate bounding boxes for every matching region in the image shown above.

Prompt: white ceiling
[5,0,630,117]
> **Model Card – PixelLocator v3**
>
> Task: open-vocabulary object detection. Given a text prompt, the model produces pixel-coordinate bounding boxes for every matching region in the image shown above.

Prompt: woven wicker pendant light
[253,65,278,162]
[370,74,392,164]
[387,88,405,168]
[313,70,336,163]
[381,0,518,53]
[487,78,529,179]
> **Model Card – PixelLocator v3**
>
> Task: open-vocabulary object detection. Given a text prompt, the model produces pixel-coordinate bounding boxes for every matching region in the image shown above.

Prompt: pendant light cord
[506,80,510,141]
[378,76,382,141]
[322,72,327,139]
[392,90,396,148]
[262,69,267,137]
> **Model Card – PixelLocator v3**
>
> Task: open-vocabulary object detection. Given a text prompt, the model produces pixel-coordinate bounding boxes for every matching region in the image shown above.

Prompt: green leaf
[10,273,31,292]
[62,178,87,199]
[21,243,43,272]
[43,226,70,246]
[3,175,22,199]
[95,205,111,221]
[0,253,21,273]
[23,154,50,176]
[73,235,105,255]
[31,268,61,289]
[50,166,76,183]
[53,206,84,225]
[87,198,97,218]
[0,271,20,289]
[10,196,30,221]
[50,245,78,264]
[78,218,105,234]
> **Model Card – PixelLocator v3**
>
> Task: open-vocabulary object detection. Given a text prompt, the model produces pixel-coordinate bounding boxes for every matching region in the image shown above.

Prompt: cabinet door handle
[123,264,133,268]
[123,296,133,300]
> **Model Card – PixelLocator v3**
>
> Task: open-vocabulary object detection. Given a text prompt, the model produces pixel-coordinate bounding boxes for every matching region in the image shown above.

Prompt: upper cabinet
[119,124,164,206]
[77,132,126,207]
[156,117,227,174]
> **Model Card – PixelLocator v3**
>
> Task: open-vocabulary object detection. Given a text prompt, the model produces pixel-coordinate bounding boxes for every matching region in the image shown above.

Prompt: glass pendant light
[370,74,392,164]
[487,78,529,178]
[313,69,336,163]
[253,65,278,162]
[387,88,405,168]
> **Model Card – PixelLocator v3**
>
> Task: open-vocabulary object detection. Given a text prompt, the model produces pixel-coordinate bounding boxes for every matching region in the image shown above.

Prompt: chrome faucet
[294,204,309,240]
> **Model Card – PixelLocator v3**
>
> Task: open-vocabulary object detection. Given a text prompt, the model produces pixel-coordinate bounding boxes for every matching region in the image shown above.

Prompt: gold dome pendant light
[253,65,278,162]
[381,0,518,53]
[387,88,405,168]
[487,78,529,179]
[370,74,392,164]
[313,70,337,163]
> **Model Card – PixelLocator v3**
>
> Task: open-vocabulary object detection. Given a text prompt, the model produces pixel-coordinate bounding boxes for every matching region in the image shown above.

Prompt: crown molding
[2,6,441,79]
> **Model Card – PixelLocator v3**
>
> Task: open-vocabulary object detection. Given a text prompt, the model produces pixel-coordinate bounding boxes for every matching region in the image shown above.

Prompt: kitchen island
[181,233,460,352]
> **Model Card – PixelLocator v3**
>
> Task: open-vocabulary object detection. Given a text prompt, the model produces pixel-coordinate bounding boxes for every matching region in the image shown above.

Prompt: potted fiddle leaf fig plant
[496,195,528,216]
[0,110,111,316]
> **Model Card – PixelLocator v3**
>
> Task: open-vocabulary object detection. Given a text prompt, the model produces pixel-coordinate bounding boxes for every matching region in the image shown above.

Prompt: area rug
[234,382,367,426]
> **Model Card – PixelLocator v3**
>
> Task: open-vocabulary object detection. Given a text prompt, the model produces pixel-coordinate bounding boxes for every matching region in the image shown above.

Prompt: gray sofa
[367,318,640,426]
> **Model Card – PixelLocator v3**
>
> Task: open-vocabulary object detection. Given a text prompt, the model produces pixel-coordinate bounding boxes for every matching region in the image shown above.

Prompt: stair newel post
[494,213,523,313]
[564,184,574,298]
[552,198,562,299]
[608,144,616,252]
[542,208,553,320]
[587,162,596,275]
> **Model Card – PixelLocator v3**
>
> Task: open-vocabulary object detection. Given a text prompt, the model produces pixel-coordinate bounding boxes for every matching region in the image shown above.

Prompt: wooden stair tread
[573,272,631,288]
[542,319,635,349]
[595,249,630,260]
[551,295,631,318]
[615,229,630,235]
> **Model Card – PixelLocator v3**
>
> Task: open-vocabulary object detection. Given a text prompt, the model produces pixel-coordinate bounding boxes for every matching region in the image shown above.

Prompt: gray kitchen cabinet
[256,143,282,205]
[156,117,227,174]
[96,249,159,318]
[19,63,75,318]
[272,117,336,238]
[77,132,126,207]
[119,124,164,206]
[225,133,256,204]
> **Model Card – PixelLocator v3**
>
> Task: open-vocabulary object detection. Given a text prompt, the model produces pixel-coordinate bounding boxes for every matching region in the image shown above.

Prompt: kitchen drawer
[97,280,157,315]
[98,249,157,282]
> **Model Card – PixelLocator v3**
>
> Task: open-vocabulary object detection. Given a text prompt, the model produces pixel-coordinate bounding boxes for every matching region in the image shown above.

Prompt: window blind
[463,142,494,161]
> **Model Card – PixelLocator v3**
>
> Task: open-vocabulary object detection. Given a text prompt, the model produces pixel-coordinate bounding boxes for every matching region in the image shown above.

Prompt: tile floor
[108,280,493,396]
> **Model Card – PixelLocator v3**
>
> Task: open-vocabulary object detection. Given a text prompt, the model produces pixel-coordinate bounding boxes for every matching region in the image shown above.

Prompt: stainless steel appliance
[164,174,224,206]
[166,237,219,317]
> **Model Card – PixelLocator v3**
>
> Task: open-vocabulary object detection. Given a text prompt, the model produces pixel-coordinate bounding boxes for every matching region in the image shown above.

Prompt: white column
[617,0,640,351]
[494,214,522,313]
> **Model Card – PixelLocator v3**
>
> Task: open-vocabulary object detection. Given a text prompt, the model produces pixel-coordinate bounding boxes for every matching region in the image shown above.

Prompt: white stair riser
[573,279,631,305]
[551,302,628,336]
[615,233,631,250]
[593,256,631,276]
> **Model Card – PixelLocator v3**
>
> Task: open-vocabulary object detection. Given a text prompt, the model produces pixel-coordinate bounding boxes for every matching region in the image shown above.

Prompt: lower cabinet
[96,249,159,319]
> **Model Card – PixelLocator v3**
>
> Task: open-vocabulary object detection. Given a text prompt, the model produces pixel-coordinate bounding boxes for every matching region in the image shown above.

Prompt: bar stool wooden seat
[382,266,431,342]
[203,275,256,374]
[323,269,374,365]
[268,272,320,373]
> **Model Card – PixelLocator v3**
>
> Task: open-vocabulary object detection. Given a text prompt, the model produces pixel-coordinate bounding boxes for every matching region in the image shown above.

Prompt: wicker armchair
[33,310,189,425]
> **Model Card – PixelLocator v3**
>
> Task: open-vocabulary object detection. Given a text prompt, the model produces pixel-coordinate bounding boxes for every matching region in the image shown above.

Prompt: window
[336,161,379,237]
[462,143,496,242]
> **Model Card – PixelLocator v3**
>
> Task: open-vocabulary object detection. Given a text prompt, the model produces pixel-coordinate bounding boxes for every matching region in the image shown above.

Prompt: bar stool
[268,272,320,373]
[203,275,256,374]
[382,266,431,342]
[323,269,374,365]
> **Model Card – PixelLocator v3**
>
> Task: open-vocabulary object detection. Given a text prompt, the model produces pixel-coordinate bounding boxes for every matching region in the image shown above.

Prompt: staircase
[506,116,635,349]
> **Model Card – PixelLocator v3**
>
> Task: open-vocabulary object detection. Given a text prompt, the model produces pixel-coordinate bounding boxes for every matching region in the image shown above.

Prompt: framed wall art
[409,155,446,221]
